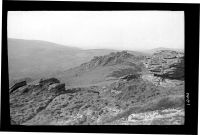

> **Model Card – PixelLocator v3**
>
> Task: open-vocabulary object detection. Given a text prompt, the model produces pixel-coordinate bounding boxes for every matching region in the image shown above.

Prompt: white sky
[8,11,184,51]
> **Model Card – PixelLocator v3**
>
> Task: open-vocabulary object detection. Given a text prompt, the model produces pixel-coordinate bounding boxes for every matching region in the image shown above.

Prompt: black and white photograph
[1,1,199,134]
[7,11,185,125]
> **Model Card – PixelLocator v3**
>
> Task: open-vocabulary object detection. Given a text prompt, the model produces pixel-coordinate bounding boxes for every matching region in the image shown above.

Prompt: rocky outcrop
[80,51,143,70]
[9,77,32,87]
[120,74,141,81]
[9,78,65,125]
[146,50,184,80]
[39,78,60,85]
[14,75,184,125]
[9,81,27,93]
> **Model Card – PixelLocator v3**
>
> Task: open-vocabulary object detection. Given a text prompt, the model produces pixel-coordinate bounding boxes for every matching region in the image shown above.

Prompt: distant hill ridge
[142,47,184,54]
[79,51,144,70]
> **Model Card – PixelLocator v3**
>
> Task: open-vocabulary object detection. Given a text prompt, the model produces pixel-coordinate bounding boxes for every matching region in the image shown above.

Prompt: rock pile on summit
[80,51,143,69]
[145,50,184,80]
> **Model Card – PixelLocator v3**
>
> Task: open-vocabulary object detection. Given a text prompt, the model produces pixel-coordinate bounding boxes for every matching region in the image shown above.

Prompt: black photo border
[1,0,199,134]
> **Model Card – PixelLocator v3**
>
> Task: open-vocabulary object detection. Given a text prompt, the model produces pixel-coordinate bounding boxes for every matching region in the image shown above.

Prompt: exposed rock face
[9,81,27,93]
[146,50,184,80]
[9,77,32,87]
[141,74,184,87]
[9,78,65,124]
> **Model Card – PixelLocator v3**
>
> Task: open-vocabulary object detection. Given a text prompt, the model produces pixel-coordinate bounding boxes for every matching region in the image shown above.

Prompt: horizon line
[8,37,184,51]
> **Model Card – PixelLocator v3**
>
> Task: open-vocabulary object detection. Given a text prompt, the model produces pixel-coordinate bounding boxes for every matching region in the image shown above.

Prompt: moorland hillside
[9,49,185,125]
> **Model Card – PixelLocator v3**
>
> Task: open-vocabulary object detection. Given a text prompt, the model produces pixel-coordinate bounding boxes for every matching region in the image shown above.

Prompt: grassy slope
[8,38,148,86]
[8,38,117,83]
[55,62,143,88]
